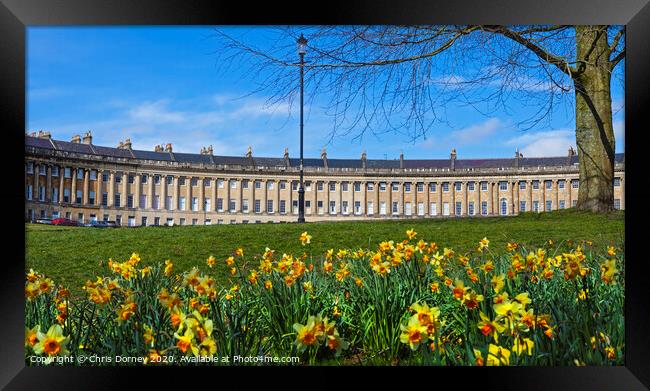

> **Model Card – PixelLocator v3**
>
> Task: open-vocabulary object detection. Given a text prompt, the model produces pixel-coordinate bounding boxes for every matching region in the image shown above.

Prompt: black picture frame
[2,0,648,389]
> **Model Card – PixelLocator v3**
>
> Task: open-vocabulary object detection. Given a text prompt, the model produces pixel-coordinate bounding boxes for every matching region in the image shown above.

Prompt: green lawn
[26,209,624,297]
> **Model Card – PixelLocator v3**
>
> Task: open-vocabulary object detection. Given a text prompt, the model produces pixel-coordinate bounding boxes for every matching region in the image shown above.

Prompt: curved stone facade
[25,134,625,226]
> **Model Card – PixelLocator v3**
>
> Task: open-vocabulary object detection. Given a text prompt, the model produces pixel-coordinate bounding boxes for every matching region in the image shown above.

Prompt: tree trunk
[573,26,615,213]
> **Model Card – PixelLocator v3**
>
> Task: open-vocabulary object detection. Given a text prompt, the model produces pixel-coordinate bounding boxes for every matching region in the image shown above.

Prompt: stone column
[311,180,317,216]
[82,169,89,205]
[463,181,468,216]
[477,181,482,215]
[70,167,77,204]
[285,180,290,215]
[541,180,546,212]
[173,176,179,210]
[553,179,559,211]
[450,180,456,216]
[261,179,267,213]
[424,182,430,216]
[567,178,572,207]
[134,174,141,208]
[122,172,128,208]
[199,177,205,212]
[210,178,216,212]
[437,181,442,216]
[186,177,192,211]
[161,175,167,210]
[108,171,115,207]
[387,181,392,216]
[620,175,625,209]
[148,175,154,209]
[325,180,331,215]
[412,181,417,216]
[59,166,65,205]
[96,169,103,207]
[488,181,493,215]
[33,163,39,201]
[514,180,519,214]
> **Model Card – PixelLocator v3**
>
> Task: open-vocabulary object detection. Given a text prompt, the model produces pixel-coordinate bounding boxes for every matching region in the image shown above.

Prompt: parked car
[35,218,53,225]
[104,221,118,228]
[51,218,79,226]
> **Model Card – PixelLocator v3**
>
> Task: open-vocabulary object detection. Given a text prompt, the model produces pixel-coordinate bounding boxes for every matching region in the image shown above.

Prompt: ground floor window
[418,202,424,216]
[455,201,462,216]
[166,218,174,226]
[379,201,386,215]
[546,200,552,212]
[559,200,565,209]
[500,198,507,216]
[128,216,135,227]
[429,202,437,216]
[533,201,539,212]
[404,202,412,216]
[520,201,526,212]
[141,216,147,226]
[443,202,450,216]
[468,201,474,216]
[614,199,621,210]
[367,201,373,215]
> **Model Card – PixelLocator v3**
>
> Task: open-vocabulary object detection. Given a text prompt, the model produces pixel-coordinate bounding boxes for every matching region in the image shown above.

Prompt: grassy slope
[26,209,624,296]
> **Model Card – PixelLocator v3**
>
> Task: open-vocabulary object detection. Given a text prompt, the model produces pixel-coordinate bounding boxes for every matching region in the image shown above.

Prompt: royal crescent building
[25,131,625,226]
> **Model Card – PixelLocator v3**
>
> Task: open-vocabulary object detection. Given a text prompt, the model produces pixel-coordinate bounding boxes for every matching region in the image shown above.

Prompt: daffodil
[486,344,510,366]
[477,312,504,343]
[491,274,505,293]
[33,324,69,357]
[25,325,40,348]
[175,328,198,356]
[406,229,417,240]
[400,315,428,351]
[207,255,216,268]
[293,318,318,353]
[512,337,534,356]
[299,231,312,245]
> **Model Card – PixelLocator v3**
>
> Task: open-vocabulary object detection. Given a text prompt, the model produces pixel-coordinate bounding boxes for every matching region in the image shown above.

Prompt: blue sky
[27,26,625,160]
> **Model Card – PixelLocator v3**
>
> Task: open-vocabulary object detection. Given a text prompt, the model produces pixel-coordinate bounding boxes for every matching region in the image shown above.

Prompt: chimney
[164,143,173,153]
[37,130,51,139]
[399,151,404,169]
[123,139,132,150]
[283,147,290,167]
[450,148,457,171]
[514,148,520,169]
[200,145,213,155]
[361,150,367,170]
[154,144,163,152]
[321,148,328,169]
[71,134,81,143]
[245,146,252,158]
[567,146,576,165]
[82,131,92,144]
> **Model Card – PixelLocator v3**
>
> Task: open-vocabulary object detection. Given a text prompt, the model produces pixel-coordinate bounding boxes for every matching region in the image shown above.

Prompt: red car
[51,218,79,226]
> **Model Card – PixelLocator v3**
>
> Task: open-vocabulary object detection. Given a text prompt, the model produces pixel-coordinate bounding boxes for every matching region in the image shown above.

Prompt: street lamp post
[297,34,307,223]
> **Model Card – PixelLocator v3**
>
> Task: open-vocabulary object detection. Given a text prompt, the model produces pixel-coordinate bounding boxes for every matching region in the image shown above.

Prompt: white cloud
[507,129,575,157]
[614,120,625,151]
[448,117,503,145]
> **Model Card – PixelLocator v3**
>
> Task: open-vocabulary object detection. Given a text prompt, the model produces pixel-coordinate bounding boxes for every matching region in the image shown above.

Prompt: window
[26,185,33,200]
[191,197,198,211]
[128,174,135,184]
[154,175,161,185]
[88,191,95,205]
[102,171,108,182]
[379,182,386,192]
[26,162,34,174]
[166,176,173,185]
[405,202,412,216]
[78,213,85,224]
[545,180,552,190]
[614,199,621,209]
[179,197,186,211]
[39,165,46,176]
[317,200,324,213]
[166,218,174,226]
[204,178,211,187]
[417,183,424,193]
[205,219,211,225]
[455,201,462,216]
[404,183,411,192]
[468,201,474,216]
[481,181,487,191]
[153,195,160,210]
[63,188,70,203]
[468,182,475,191]
[499,181,508,191]
[391,182,399,192]
[559,200,566,209]
[354,182,361,192]
[266,200,274,213]
[481,201,488,215]
[192,219,198,226]
[39,186,45,202]
[417,202,424,216]
[40,210,46,219]
[519,181,526,190]
[500,198,508,215]
[254,199,261,213]
[305,200,311,209]
[77,168,84,178]
[75,190,82,204]
[179,218,185,225]
[204,198,211,212]
[558,180,565,189]
[64,167,71,178]
[52,188,59,203]
[545,200,552,211]
[153,217,160,226]
[342,201,349,214]
[329,201,336,214]
[254,181,261,189]
[52,211,60,219]
[429,202,437,216]
[520,201,526,212]
[533,201,540,212]
[443,202,450,216]
[442,182,449,192]
[355,201,362,214]
[217,198,223,212]
[115,215,122,226]
[230,199,237,212]
[292,200,298,214]
[101,192,108,206]
[317,182,324,191]
[191,178,198,186]
[115,174,122,184]
[292,181,298,191]
[232,180,239,189]
[114,193,121,207]
[532,180,540,190]
[379,201,386,215]
[613,178,621,187]
[127,195,133,208]
[429,183,437,192]
[455,182,461,192]
[367,182,374,191]
[141,216,147,227]
[179,177,185,186]
[141,174,148,184]
[165,196,172,210]
[52,166,59,177]
[279,200,286,214]
[243,180,250,189]
[367,201,374,215]
[103,214,109,222]
[243,199,249,213]
[329,182,336,191]
[392,201,399,214]
[140,195,147,209]
[89,170,96,180]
